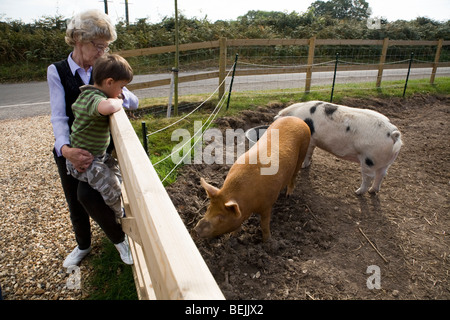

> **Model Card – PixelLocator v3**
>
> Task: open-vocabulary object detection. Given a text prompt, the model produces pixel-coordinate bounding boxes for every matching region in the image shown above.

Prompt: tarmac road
[0,67,448,120]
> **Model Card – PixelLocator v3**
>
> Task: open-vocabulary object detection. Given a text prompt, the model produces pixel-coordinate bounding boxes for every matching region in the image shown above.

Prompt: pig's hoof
[301,161,311,169]
[355,188,366,195]
[262,234,272,242]
[263,238,279,252]
[368,187,379,194]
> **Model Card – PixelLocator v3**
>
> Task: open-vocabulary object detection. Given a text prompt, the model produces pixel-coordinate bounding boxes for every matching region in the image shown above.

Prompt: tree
[309,0,370,21]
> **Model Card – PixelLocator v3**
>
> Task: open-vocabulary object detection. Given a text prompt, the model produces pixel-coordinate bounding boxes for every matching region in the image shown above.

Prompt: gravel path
[0,115,103,300]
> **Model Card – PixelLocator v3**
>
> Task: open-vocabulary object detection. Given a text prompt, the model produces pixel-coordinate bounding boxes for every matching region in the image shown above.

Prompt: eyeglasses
[91,41,110,53]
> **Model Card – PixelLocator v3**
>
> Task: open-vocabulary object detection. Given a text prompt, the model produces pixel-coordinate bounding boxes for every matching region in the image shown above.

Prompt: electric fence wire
[383,59,412,65]
[152,85,228,167]
[412,58,434,64]
[238,60,336,69]
[150,70,234,182]
[157,81,231,183]
[147,63,236,137]
[239,57,415,69]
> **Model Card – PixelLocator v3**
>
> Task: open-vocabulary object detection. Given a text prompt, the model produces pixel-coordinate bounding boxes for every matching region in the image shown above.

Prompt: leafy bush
[0,4,448,82]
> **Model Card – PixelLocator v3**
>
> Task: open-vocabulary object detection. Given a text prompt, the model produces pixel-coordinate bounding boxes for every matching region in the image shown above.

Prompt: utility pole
[125,0,129,25]
[174,0,179,116]
[103,0,108,14]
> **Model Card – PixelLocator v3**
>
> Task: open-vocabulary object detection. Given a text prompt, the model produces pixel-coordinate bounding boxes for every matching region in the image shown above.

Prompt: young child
[66,54,133,221]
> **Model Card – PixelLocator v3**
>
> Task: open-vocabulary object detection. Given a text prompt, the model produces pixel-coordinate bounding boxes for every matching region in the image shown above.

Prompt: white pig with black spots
[275,101,403,194]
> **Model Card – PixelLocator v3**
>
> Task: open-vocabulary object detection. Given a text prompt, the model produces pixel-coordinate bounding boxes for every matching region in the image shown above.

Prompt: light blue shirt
[47,52,139,157]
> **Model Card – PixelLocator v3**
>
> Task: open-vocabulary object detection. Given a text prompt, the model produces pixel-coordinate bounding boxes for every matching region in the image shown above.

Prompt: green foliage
[0,16,70,64]
[310,0,370,21]
[0,5,448,82]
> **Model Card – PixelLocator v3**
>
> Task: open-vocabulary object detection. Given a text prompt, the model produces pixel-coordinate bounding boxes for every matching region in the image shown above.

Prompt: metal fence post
[141,121,148,156]
[403,52,414,98]
[167,68,176,118]
[226,54,239,111]
[330,53,339,103]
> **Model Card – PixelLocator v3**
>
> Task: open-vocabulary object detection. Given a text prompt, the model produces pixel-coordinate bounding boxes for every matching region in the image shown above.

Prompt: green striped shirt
[70,85,110,156]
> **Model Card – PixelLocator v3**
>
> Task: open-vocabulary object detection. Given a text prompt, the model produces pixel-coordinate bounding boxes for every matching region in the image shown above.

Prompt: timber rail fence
[110,108,225,300]
[117,37,450,98]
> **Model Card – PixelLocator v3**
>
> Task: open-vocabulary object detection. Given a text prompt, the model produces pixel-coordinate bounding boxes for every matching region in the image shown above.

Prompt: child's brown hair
[93,54,133,85]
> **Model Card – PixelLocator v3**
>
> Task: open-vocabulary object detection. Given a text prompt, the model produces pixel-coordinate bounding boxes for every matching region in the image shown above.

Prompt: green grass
[84,76,449,300]
[84,238,138,300]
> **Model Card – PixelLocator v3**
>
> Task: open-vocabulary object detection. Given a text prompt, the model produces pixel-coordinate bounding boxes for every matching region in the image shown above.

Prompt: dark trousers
[53,149,125,250]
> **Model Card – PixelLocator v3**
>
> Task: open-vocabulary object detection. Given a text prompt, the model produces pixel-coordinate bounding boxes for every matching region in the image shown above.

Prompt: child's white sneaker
[115,238,133,265]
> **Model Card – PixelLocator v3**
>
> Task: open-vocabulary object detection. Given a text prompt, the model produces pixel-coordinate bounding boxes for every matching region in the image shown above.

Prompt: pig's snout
[194,219,213,238]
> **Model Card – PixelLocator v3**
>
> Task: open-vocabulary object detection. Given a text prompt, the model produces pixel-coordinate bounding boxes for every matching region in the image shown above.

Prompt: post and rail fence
[117,37,449,100]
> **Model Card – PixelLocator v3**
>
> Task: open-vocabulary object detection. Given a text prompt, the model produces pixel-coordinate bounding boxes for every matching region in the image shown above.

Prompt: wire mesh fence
[123,38,450,101]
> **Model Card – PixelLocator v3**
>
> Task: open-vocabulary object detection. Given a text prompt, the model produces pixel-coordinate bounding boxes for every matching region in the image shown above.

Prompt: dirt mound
[167,94,450,300]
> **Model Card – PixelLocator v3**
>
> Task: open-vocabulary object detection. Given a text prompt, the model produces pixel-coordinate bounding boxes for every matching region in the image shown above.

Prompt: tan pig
[195,116,311,241]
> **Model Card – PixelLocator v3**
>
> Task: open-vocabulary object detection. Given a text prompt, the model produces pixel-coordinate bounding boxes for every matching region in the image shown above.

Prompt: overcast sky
[0,0,449,24]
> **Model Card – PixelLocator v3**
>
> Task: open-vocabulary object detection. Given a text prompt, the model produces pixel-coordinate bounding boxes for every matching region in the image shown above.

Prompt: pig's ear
[200,177,219,198]
[225,200,242,219]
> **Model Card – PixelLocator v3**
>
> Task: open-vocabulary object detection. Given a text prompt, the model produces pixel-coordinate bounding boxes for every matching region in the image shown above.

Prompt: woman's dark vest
[53,59,114,153]
[53,59,93,132]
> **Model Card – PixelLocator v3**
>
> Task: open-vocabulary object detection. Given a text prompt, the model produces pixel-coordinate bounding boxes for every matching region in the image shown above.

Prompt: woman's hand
[61,145,94,172]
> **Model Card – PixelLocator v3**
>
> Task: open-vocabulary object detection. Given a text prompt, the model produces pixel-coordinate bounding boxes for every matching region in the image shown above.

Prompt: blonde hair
[65,9,117,47]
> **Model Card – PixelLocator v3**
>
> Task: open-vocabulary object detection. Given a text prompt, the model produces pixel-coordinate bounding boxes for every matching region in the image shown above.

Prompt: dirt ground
[166,94,449,300]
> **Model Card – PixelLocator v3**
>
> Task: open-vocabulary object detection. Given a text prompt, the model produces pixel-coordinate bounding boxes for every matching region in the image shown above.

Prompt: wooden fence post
[430,39,443,84]
[305,36,316,93]
[376,37,389,88]
[219,37,227,99]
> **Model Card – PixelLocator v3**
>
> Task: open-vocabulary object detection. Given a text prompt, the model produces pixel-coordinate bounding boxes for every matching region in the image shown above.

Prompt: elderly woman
[47,10,138,267]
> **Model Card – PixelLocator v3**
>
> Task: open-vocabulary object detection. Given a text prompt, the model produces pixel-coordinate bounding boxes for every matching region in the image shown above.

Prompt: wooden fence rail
[110,108,224,300]
[119,37,450,96]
